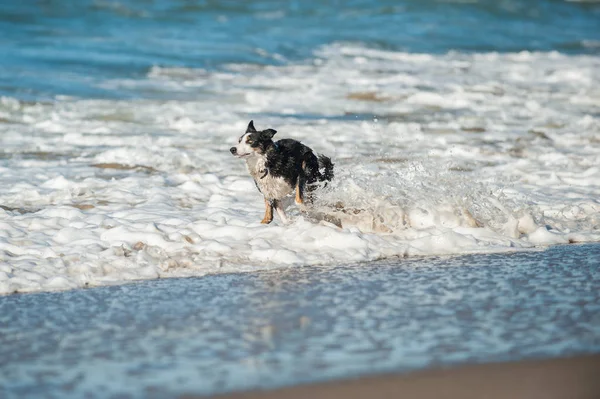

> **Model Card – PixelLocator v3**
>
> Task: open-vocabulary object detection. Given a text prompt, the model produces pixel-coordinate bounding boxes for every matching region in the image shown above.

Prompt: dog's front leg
[273,199,289,224]
[261,198,274,224]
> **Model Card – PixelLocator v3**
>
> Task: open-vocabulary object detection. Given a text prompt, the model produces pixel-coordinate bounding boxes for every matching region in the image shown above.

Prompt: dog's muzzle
[230,147,237,155]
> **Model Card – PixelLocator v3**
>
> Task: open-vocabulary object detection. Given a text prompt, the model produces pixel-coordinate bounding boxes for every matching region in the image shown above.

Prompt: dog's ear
[262,129,277,139]
[246,120,257,133]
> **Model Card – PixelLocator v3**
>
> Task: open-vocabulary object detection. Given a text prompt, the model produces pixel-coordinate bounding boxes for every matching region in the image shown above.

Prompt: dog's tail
[304,153,334,188]
[317,154,334,182]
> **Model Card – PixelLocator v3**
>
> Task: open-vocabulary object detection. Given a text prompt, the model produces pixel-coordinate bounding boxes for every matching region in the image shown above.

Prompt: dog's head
[230,120,277,158]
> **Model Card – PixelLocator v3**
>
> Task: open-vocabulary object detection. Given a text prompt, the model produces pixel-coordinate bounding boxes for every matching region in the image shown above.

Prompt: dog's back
[266,139,333,187]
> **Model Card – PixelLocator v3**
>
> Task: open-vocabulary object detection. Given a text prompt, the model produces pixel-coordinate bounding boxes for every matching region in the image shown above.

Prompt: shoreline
[3,241,598,297]
[209,354,600,399]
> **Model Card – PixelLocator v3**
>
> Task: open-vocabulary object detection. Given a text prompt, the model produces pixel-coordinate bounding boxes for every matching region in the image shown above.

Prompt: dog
[230,121,334,224]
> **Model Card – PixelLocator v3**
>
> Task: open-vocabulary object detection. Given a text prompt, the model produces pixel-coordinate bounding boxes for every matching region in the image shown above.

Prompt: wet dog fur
[230,121,334,224]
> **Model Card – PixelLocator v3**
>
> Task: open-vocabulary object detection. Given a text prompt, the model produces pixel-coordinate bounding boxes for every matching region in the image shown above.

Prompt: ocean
[1,0,600,397]
[1,0,599,294]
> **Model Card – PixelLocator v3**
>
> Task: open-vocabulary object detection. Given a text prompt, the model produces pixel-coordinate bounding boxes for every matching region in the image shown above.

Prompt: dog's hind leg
[273,199,289,224]
[301,155,320,205]
[295,173,305,205]
[261,198,274,224]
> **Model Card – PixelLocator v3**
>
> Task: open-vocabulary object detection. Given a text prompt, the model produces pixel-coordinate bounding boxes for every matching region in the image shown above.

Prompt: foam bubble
[1,44,599,294]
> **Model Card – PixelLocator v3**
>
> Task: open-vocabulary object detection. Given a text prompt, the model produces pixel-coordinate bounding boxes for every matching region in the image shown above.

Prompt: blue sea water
[1,0,599,101]
[1,2,600,397]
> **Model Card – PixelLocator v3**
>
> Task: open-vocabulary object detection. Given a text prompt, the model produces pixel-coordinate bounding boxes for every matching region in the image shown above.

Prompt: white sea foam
[1,44,599,294]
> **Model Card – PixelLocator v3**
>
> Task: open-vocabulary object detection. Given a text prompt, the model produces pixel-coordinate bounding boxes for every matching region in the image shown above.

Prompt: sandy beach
[211,354,600,399]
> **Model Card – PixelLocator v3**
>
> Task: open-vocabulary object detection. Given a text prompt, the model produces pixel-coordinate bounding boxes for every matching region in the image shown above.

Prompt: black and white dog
[230,121,334,224]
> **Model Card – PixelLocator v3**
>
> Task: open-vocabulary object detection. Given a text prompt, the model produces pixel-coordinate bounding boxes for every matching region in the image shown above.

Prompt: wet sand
[1,244,599,398]
[212,355,600,399]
